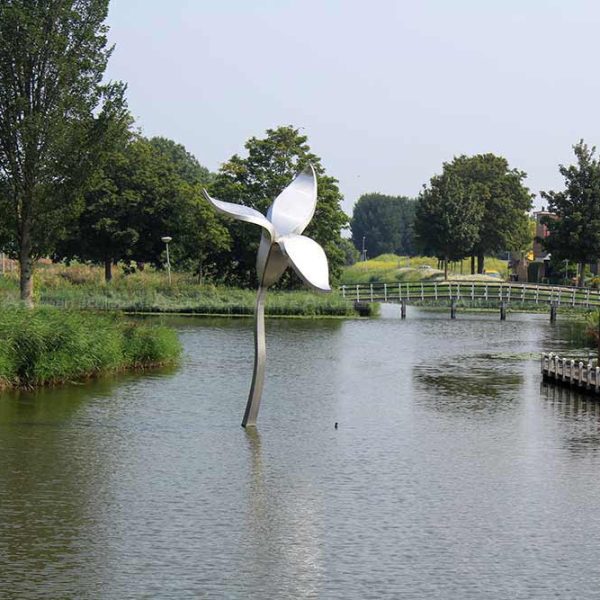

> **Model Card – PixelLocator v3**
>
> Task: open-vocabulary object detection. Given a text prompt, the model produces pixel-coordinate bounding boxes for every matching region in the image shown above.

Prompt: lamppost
[362,236,367,262]
[161,236,172,285]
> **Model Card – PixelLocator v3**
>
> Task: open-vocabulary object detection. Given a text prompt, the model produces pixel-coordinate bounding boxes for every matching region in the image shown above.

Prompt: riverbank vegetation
[0,264,370,317]
[0,307,181,390]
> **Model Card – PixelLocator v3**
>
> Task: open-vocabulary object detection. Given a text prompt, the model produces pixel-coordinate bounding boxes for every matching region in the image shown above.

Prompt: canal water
[1,308,599,598]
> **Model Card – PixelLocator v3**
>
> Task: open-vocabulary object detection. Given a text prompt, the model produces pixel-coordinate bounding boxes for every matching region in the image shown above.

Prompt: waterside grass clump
[0,307,181,390]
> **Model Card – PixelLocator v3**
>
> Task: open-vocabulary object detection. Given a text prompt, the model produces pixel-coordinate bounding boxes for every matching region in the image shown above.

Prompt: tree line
[0,1,348,304]
[352,143,600,285]
[2,2,599,306]
[351,154,533,277]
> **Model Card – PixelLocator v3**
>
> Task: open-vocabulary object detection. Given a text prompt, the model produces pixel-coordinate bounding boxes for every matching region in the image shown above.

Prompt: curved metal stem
[242,285,268,428]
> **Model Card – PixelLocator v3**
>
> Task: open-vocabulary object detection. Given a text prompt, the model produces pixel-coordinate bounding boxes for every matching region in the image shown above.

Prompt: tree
[208,126,348,287]
[57,135,229,281]
[541,140,600,287]
[148,136,227,279]
[338,237,360,266]
[415,173,483,279]
[148,137,213,186]
[350,193,415,259]
[442,154,532,274]
[0,0,123,305]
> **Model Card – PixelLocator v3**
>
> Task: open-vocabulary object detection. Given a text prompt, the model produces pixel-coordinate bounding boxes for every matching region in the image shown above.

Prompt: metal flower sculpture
[203,165,330,427]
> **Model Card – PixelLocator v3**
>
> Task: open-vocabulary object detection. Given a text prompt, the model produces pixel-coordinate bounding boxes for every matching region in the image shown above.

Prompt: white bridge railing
[339,281,600,308]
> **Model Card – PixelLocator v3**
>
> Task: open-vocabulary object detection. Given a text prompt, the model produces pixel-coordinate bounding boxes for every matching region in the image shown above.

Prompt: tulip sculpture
[203,165,330,427]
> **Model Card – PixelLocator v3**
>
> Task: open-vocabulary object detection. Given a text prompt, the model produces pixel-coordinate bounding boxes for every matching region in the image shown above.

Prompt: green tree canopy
[350,193,416,259]
[148,137,214,186]
[337,237,360,266]
[541,140,600,286]
[415,173,483,279]
[0,0,124,304]
[208,125,348,287]
[442,154,532,273]
[56,135,229,281]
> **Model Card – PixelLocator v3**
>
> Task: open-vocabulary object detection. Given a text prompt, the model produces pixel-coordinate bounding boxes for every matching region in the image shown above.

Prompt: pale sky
[105,0,600,215]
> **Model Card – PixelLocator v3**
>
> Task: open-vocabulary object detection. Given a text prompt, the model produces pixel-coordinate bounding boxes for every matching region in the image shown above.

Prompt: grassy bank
[342,254,509,285]
[0,264,374,317]
[0,307,181,389]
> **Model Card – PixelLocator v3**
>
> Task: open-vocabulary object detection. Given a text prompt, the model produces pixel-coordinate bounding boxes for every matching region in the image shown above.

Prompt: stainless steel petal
[256,234,288,287]
[266,165,317,236]
[202,189,275,239]
[278,234,330,292]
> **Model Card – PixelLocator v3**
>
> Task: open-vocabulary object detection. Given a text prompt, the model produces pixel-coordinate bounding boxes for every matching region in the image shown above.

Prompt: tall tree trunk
[444,257,448,280]
[471,254,475,275]
[19,225,34,307]
[477,252,485,274]
[104,258,112,282]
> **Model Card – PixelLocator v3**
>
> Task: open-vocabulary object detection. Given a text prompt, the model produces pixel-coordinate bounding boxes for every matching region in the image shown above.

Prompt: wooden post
[550,302,557,322]
[400,299,406,319]
[541,353,546,374]
[570,359,575,384]
[500,301,506,321]
[450,297,457,319]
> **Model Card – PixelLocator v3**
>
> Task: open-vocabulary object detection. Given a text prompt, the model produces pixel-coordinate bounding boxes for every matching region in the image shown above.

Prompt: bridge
[339,281,600,319]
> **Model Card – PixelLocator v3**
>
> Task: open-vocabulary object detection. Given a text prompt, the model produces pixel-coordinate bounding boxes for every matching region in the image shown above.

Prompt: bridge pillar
[550,302,557,323]
[400,299,406,319]
[450,298,457,319]
[500,301,506,321]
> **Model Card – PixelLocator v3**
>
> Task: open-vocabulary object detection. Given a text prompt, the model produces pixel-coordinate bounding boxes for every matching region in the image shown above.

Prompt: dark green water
[1,307,599,599]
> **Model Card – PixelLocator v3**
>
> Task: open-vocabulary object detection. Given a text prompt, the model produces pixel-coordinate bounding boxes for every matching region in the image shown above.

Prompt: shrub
[0,307,181,389]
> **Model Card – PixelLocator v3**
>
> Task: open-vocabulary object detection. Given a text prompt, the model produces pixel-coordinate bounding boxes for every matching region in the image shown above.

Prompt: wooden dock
[541,353,600,395]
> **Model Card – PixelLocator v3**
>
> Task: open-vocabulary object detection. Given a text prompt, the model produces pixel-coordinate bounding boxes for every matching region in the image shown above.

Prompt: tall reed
[0,307,181,389]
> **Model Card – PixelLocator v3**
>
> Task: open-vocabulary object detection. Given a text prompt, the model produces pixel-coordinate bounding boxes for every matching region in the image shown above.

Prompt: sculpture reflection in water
[203,166,330,427]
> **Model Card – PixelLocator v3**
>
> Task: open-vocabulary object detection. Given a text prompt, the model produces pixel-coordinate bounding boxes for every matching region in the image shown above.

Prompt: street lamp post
[161,236,172,285]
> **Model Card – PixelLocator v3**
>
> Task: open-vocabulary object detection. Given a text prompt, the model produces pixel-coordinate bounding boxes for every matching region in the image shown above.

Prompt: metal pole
[242,285,268,428]
[166,242,171,285]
